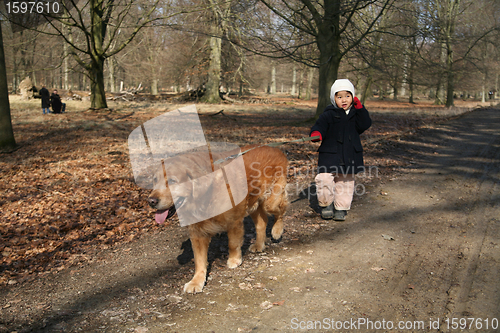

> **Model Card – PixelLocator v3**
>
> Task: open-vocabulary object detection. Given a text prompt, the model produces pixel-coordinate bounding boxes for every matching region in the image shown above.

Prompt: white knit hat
[330,79,355,107]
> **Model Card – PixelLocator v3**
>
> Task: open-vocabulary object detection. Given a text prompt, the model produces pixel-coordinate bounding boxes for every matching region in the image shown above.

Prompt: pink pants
[315,173,355,210]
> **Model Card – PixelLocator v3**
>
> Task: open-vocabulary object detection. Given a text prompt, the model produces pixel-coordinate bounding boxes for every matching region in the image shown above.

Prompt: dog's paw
[271,225,283,240]
[227,257,242,269]
[183,280,204,294]
[249,243,265,253]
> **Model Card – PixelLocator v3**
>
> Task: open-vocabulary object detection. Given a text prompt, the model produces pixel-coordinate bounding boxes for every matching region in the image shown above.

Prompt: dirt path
[1,107,499,333]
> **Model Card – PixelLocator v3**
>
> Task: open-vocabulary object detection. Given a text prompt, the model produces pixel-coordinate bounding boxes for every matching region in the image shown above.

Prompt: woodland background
[1,0,500,113]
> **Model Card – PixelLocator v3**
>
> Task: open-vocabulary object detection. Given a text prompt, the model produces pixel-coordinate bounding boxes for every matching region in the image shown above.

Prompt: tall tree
[14,0,187,109]
[0,23,16,151]
[250,0,393,116]
[438,0,461,107]
[59,0,161,108]
[418,0,498,106]
[201,0,225,102]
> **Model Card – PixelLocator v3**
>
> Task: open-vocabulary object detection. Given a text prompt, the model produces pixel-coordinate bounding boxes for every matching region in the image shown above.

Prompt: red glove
[353,97,363,109]
[310,131,322,142]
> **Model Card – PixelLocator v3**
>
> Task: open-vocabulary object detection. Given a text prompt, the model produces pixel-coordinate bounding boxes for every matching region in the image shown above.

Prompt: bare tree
[26,0,190,109]
[415,0,498,106]
[200,0,229,103]
[349,0,499,106]
[0,23,16,151]
[245,0,393,116]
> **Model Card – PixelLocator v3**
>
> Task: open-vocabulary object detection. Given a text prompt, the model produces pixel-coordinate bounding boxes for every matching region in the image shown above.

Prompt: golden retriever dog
[148,145,288,293]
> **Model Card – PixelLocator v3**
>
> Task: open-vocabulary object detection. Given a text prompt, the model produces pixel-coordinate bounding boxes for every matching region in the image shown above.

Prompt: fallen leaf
[371,267,385,272]
[239,282,253,290]
[260,301,273,310]
[382,234,395,241]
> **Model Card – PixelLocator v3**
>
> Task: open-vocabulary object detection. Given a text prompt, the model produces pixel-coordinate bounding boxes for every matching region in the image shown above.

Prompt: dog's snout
[148,197,159,208]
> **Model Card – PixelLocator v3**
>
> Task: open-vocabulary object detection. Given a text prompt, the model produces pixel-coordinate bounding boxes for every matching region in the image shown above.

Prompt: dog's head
[147,164,178,224]
[147,147,248,226]
[147,153,214,224]
[148,156,192,224]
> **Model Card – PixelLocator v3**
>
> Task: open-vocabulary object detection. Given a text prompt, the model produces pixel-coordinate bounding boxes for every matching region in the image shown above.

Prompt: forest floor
[1,95,499,332]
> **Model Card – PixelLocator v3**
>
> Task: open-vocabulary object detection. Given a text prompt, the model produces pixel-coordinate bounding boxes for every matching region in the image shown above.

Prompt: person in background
[50,90,66,114]
[40,85,50,114]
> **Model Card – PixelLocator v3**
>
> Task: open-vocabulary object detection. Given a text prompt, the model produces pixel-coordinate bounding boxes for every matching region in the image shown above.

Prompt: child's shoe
[333,209,346,221]
[320,203,334,219]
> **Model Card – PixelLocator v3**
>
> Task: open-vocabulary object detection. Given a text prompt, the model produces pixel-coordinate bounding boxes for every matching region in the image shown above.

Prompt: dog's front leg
[227,223,244,268]
[183,236,210,293]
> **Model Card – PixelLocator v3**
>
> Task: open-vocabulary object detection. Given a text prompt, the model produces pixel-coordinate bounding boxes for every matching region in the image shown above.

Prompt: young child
[310,79,372,220]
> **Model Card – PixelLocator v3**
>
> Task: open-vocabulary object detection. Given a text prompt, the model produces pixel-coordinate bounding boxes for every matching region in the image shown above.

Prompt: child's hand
[310,131,322,142]
[353,97,363,109]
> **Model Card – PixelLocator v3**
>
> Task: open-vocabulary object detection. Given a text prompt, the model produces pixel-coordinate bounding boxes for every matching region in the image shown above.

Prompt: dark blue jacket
[310,104,371,175]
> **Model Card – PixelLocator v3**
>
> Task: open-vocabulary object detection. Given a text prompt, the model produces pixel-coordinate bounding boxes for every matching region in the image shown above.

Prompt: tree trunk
[151,79,158,95]
[202,34,222,103]
[306,66,314,100]
[12,74,18,93]
[64,42,69,90]
[315,51,340,117]
[202,0,223,104]
[291,65,296,96]
[435,42,446,105]
[481,72,487,103]
[298,66,304,99]
[82,74,87,91]
[90,57,107,108]
[434,80,442,104]
[445,70,454,107]
[443,0,460,107]
[108,57,116,93]
[0,24,17,151]
[270,65,276,94]
[401,55,407,98]
[408,63,415,104]
[88,0,109,109]
[445,40,455,107]
[360,71,373,105]
[393,76,399,100]
[379,84,388,100]
[314,0,341,117]
[408,44,416,104]
[495,74,499,99]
